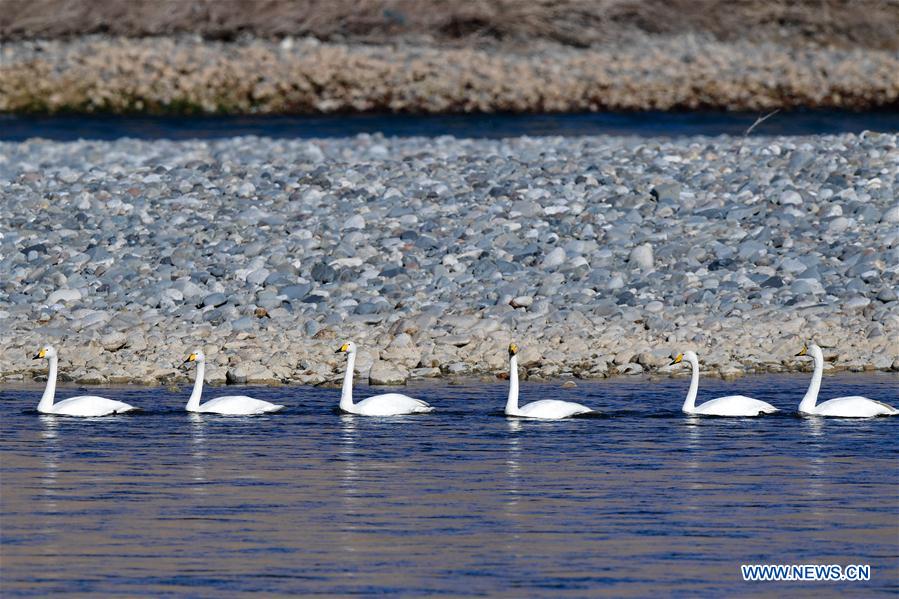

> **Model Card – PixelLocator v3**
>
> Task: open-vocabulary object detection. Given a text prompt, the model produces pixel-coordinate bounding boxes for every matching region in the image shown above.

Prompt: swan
[671,351,778,416]
[183,351,284,415]
[334,342,433,416]
[31,345,138,416]
[505,343,594,419]
[795,344,897,417]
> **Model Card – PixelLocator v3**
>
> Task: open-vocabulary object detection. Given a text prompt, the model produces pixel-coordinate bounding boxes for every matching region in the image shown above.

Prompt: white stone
[779,191,803,205]
[369,360,408,385]
[237,181,256,197]
[629,243,654,270]
[607,275,625,290]
[827,217,852,233]
[510,296,534,308]
[101,332,127,351]
[645,301,664,313]
[541,247,566,269]
[163,288,184,302]
[330,257,364,268]
[246,268,270,285]
[881,205,899,224]
[46,289,82,304]
[845,296,870,310]
[780,257,806,273]
[342,215,365,230]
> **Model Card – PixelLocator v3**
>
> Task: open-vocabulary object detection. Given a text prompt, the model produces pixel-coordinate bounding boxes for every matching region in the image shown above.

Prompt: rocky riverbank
[1,132,898,386]
[3,35,899,115]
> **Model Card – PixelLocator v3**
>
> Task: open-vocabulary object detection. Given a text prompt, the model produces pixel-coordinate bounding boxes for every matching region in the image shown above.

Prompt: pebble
[202,293,227,308]
[369,360,408,385]
[651,182,681,203]
[1,132,896,386]
[881,205,899,223]
[629,244,654,270]
[541,247,566,269]
[342,215,365,230]
[100,331,127,351]
[779,190,803,205]
[510,296,534,309]
[46,289,82,304]
[645,301,664,314]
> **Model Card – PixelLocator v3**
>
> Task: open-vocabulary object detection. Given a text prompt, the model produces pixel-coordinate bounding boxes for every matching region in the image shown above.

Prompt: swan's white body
[185,352,283,415]
[336,342,432,416]
[33,347,137,416]
[505,347,593,419]
[798,345,897,418]
[675,351,777,417]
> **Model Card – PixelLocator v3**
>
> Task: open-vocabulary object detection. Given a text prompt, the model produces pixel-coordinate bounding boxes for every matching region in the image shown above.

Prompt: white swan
[31,345,138,416]
[796,344,897,418]
[335,342,433,416]
[671,351,778,416]
[183,351,284,415]
[505,343,594,419]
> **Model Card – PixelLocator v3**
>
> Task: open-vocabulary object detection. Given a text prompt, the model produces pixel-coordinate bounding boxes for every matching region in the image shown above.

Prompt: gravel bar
[1,132,898,386]
[3,36,899,114]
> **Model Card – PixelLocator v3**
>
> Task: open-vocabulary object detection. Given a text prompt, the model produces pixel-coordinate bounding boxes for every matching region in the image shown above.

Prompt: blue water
[2,110,898,141]
[1,373,897,596]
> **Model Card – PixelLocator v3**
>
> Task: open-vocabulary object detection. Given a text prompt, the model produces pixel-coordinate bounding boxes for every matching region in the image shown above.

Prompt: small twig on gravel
[744,109,781,136]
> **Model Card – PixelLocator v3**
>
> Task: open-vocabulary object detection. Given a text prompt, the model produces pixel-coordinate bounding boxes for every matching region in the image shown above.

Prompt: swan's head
[183,350,206,365]
[795,343,823,360]
[508,343,519,357]
[335,341,357,355]
[670,350,698,366]
[32,345,57,360]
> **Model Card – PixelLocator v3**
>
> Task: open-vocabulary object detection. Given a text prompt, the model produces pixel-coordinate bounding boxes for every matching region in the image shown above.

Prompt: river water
[1,373,897,596]
[2,110,899,141]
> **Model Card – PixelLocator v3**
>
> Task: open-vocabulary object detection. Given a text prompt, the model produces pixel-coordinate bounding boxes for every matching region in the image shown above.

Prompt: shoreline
[5,368,898,391]
[2,132,897,388]
[3,35,899,115]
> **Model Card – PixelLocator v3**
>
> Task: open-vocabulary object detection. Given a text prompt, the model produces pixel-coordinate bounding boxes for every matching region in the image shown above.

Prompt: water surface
[1,373,897,596]
[2,110,898,141]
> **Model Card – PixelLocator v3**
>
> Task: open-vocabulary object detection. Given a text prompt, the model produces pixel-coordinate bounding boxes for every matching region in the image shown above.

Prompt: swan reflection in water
[188,413,208,487]
[39,415,60,497]
[800,416,827,515]
[337,414,362,559]
[37,415,62,558]
[503,418,522,537]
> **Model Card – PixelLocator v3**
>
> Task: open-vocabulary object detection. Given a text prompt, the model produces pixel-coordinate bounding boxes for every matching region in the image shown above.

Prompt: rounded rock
[629,244,654,271]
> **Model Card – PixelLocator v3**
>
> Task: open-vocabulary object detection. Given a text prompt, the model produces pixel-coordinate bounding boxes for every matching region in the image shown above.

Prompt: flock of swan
[29,342,897,419]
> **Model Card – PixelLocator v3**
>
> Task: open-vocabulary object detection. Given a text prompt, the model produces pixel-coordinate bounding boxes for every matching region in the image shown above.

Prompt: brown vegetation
[3,0,899,50]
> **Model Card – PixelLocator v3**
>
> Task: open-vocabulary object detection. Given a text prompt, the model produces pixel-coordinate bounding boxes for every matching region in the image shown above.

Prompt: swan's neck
[682,358,699,413]
[38,356,58,412]
[799,353,822,412]
[505,355,519,414]
[340,351,356,411]
[187,361,205,411]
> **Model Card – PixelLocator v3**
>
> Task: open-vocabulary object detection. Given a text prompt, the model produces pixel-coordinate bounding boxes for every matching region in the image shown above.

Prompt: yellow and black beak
[795,346,808,357]
[669,353,684,366]
[508,343,519,356]
[32,348,46,360]
[335,343,349,354]
[183,353,197,365]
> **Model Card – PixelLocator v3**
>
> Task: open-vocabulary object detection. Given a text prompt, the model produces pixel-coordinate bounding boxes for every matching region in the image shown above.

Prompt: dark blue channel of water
[2,110,898,141]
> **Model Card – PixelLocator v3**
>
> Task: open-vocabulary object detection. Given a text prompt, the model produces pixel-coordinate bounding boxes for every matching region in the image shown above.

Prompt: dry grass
[3,0,899,50]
